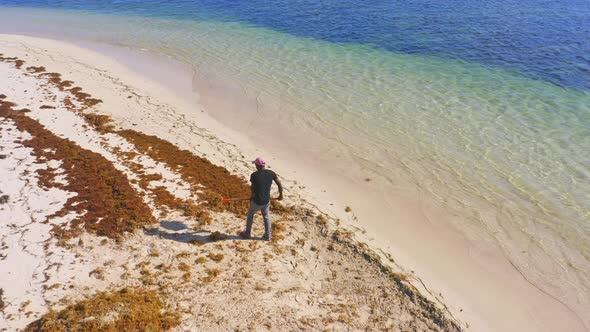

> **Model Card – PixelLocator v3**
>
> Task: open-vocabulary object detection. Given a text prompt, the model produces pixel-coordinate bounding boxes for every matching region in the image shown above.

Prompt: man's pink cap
[253,157,266,166]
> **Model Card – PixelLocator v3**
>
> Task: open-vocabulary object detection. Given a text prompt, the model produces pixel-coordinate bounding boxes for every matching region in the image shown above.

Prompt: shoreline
[0,33,587,331]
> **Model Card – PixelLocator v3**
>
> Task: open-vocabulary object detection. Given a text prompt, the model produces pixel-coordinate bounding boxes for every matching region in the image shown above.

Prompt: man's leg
[261,202,271,240]
[242,201,259,238]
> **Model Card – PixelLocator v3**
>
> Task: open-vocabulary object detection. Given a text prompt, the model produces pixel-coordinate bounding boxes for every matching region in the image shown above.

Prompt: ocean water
[0,0,589,323]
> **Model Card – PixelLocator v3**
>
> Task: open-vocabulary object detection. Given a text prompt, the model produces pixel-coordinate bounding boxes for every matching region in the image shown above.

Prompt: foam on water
[0,5,589,322]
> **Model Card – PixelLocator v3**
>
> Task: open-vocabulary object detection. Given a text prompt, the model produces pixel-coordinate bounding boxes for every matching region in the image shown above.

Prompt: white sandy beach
[0,34,587,331]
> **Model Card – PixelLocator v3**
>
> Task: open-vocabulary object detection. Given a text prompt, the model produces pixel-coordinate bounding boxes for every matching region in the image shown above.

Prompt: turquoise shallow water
[2,0,590,91]
[0,3,589,321]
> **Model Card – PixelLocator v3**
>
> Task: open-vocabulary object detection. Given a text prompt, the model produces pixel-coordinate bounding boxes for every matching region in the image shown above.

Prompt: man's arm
[274,173,284,200]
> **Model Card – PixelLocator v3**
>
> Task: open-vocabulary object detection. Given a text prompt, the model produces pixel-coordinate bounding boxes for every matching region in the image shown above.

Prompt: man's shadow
[144,220,261,244]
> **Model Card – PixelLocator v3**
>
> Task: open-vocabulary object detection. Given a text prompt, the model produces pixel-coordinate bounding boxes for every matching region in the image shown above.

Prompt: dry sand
[0,34,462,331]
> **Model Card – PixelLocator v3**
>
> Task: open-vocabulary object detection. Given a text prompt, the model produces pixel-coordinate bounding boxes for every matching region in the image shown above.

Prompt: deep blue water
[0,0,589,90]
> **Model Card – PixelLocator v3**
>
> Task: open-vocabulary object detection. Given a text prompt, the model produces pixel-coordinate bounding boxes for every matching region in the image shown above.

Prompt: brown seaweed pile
[117,129,252,215]
[24,288,180,332]
[0,53,24,69]
[0,99,156,240]
[19,57,261,219]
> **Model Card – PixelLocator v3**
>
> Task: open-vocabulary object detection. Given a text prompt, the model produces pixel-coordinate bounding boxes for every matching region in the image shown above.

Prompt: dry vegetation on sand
[0,98,156,240]
[17,58,278,221]
[24,288,180,332]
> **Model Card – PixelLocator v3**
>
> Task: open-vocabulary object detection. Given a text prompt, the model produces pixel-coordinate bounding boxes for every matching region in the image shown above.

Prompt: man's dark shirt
[250,169,276,205]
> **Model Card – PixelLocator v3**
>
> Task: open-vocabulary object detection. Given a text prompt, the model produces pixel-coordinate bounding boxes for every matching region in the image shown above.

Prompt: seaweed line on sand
[23,287,180,332]
[0,98,156,241]
[20,57,293,222]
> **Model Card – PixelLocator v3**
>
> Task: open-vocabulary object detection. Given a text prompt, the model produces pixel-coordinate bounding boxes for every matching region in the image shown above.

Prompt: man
[240,157,283,241]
